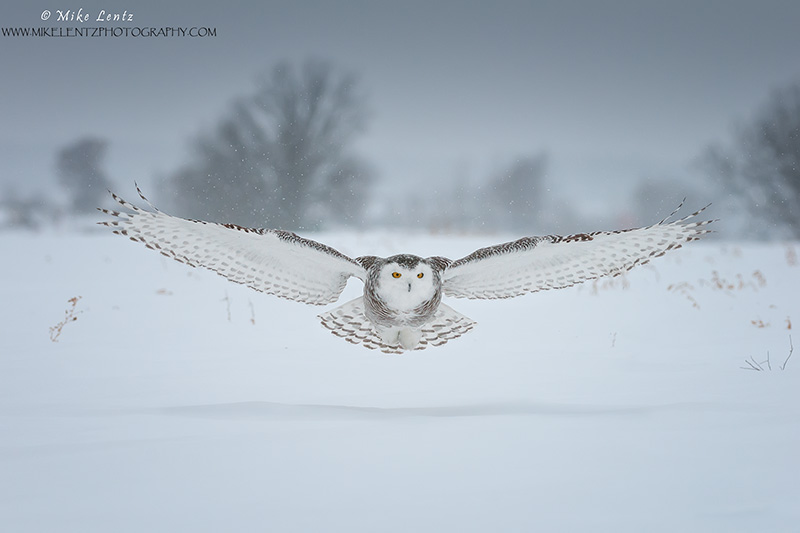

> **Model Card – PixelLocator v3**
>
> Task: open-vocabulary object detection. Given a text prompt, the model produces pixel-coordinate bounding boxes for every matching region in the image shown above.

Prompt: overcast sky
[2,0,800,215]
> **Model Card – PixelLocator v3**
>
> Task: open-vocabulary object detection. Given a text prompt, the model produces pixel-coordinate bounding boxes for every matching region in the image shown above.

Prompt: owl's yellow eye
[392,272,402,278]
[417,273,424,278]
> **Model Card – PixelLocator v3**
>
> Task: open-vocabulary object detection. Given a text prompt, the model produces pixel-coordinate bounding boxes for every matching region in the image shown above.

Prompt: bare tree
[486,153,548,231]
[166,59,372,230]
[321,156,375,226]
[0,186,50,230]
[56,138,112,213]
[395,153,549,233]
[702,82,800,238]
[169,100,271,225]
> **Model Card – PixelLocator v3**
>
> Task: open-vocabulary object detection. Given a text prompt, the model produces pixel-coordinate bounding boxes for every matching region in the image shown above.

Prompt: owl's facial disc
[378,259,436,310]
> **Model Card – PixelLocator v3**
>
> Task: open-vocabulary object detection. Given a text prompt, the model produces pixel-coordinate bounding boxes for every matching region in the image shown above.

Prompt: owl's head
[374,254,439,309]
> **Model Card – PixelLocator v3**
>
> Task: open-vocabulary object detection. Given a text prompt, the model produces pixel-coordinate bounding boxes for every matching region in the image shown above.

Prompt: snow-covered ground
[2,229,798,532]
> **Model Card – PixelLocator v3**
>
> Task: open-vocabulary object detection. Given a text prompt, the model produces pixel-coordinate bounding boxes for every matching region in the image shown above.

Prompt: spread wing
[98,187,366,305]
[442,203,714,300]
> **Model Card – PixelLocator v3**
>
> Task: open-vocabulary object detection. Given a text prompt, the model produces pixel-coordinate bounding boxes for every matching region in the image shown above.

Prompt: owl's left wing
[99,188,366,305]
[442,204,713,300]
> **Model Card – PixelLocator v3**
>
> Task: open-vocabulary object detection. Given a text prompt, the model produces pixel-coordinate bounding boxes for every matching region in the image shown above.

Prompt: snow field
[1,231,798,532]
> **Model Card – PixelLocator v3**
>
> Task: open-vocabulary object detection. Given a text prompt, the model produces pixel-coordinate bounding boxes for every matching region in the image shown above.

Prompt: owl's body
[358,255,445,349]
[100,187,713,354]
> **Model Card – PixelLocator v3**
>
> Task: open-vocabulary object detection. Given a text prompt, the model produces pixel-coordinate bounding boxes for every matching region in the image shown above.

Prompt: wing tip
[661,200,716,227]
[101,184,161,215]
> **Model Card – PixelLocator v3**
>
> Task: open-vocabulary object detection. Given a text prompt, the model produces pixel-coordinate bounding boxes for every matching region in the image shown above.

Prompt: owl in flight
[99,187,713,354]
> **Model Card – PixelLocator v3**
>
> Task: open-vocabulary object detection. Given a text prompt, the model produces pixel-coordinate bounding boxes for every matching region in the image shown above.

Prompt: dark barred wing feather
[443,204,714,300]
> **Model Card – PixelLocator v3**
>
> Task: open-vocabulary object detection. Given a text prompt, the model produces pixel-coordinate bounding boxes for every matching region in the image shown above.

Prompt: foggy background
[2,0,800,238]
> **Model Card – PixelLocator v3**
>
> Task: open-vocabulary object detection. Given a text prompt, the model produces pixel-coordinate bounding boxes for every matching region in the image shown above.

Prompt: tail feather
[318,297,476,354]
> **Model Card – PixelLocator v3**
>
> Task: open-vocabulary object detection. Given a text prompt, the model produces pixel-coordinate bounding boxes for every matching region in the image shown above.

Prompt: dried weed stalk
[786,246,797,267]
[49,296,82,342]
[741,336,794,371]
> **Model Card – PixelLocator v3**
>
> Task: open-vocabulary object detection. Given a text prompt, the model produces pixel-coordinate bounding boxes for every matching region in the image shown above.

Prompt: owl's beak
[408,282,412,292]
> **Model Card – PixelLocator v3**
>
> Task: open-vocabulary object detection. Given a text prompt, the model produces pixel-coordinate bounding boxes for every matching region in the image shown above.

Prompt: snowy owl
[99,187,713,354]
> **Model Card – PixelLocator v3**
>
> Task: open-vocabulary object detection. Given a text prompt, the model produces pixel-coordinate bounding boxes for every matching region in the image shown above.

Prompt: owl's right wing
[442,204,713,300]
[99,188,366,305]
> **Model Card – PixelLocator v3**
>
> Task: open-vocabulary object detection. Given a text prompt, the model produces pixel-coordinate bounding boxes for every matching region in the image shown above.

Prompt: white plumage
[100,190,365,305]
[443,206,706,299]
[319,297,476,355]
[99,187,714,354]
